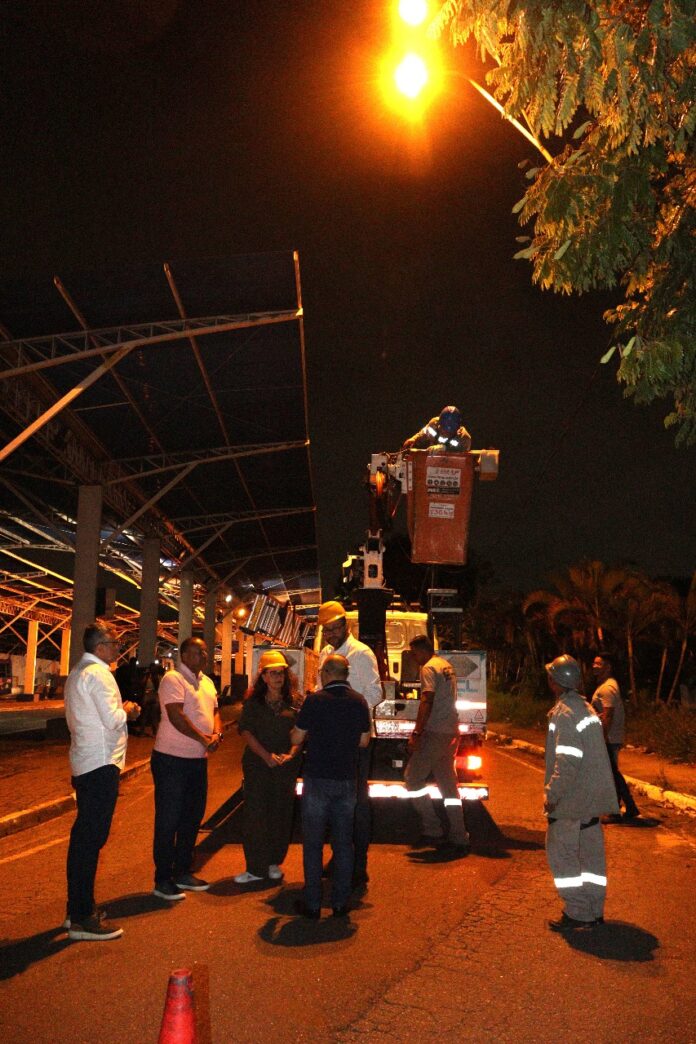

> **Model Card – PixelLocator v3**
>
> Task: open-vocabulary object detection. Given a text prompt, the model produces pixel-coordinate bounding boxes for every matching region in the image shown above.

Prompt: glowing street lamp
[394,52,429,99]
[398,0,428,27]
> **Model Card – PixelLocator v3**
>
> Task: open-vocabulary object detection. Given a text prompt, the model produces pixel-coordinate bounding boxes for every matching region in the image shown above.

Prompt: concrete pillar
[138,537,161,666]
[178,570,194,647]
[203,588,217,662]
[25,619,39,701]
[71,485,102,668]
[220,611,233,695]
[60,628,71,675]
[234,624,244,674]
[244,634,255,680]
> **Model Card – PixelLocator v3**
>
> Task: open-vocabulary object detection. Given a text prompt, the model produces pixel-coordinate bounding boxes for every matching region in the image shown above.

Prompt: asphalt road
[1,733,695,1043]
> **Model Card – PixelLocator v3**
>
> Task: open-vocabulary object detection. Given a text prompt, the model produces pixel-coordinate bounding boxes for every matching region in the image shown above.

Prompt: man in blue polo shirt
[291,654,371,919]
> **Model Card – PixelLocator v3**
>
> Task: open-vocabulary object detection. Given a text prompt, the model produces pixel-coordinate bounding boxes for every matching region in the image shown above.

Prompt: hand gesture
[123,701,141,721]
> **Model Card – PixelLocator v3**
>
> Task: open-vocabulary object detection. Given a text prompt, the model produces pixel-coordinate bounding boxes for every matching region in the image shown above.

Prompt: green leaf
[513,246,536,260]
[601,346,618,364]
[553,240,572,260]
[573,120,593,140]
[511,196,527,214]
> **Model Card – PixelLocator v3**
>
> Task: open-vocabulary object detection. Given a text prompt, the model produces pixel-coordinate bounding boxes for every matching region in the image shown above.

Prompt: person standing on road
[150,637,222,901]
[234,650,302,885]
[64,622,141,942]
[291,654,371,919]
[544,654,619,933]
[404,634,470,852]
[317,600,382,887]
[591,653,640,822]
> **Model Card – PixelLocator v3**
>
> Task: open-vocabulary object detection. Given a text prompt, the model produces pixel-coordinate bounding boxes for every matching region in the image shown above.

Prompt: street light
[394,52,429,99]
[398,0,428,27]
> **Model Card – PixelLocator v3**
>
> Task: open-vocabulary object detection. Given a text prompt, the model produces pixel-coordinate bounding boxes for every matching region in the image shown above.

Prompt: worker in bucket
[402,405,471,453]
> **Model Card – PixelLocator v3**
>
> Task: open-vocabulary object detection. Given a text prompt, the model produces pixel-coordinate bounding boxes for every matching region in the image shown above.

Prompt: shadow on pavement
[565,921,659,962]
[605,816,661,829]
[0,926,71,981]
[257,886,359,947]
[208,876,277,897]
[107,891,177,920]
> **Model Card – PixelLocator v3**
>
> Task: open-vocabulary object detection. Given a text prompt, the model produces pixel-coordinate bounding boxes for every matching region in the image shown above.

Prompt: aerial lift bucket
[406,452,476,564]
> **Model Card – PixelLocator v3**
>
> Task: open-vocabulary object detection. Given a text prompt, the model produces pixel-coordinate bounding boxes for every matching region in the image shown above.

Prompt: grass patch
[488,683,549,730]
[626,704,696,764]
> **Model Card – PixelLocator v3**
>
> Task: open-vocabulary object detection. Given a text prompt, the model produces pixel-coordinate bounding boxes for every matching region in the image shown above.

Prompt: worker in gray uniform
[544,654,619,932]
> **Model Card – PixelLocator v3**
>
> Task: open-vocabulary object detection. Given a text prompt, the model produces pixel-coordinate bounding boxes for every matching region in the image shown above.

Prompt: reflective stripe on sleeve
[444,797,463,807]
[554,875,584,889]
[576,716,602,733]
[581,872,607,886]
[556,744,583,758]
[548,722,556,732]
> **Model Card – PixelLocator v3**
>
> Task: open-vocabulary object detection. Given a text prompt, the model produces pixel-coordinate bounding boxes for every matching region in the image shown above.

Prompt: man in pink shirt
[150,637,223,900]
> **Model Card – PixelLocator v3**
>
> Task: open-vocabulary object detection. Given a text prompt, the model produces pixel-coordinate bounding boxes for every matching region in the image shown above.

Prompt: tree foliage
[432,0,696,444]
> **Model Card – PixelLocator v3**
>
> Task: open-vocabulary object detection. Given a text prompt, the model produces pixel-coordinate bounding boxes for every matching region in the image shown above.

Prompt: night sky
[2,0,693,597]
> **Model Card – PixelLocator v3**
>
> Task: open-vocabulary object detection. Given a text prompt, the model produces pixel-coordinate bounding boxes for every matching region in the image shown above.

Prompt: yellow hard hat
[317,600,347,627]
[257,650,291,672]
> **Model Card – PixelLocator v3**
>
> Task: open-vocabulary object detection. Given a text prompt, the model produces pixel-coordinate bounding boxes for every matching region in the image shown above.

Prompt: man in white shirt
[150,637,222,901]
[591,653,640,821]
[64,622,140,942]
[317,601,383,885]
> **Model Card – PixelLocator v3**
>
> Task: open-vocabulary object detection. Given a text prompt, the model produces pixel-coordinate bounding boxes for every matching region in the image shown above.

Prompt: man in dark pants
[317,601,382,886]
[64,622,141,941]
[591,653,640,821]
[291,655,371,919]
[150,637,223,900]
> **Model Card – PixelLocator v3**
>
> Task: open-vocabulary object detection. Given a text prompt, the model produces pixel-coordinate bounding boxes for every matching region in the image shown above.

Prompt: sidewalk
[488,719,696,813]
[0,704,240,838]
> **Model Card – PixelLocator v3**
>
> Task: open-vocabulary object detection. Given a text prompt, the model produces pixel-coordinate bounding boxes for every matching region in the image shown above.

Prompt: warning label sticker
[426,466,461,496]
[428,501,455,519]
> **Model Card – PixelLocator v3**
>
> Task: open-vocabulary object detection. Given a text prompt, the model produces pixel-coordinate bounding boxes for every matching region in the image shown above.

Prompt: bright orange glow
[398,0,428,26]
[394,52,428,99]
[467,754,483,772]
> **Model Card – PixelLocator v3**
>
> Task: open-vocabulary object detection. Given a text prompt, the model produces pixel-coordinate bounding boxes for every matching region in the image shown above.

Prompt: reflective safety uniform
[545,690,619,922]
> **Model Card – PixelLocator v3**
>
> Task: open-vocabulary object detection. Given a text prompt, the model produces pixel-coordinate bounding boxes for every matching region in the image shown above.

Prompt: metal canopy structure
[0,252,321,658]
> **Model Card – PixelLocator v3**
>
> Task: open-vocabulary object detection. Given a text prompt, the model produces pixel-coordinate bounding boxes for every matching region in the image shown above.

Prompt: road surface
[1,731,694,1042]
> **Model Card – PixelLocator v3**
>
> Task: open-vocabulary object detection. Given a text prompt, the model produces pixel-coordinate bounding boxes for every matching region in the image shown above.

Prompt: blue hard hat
[438,406,462,435]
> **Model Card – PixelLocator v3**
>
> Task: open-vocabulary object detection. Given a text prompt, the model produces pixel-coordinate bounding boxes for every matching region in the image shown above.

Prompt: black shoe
[412,834,445,848]
[175,873,210,891]
[440,839,471,854]
[332,905,350,918]
[294,900,320,920]
[153,880,186,901]
[68,914,123,941]
[622,810,640,821]
[602,813,624,824]
[548,912,596,933]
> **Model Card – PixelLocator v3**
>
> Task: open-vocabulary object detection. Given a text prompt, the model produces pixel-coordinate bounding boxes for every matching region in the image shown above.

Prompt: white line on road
[0,782,154,866]
[492,746,545,774]
[0,835,66,866]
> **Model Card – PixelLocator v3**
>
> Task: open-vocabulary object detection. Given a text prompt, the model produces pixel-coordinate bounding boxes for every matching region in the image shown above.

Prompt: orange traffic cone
[158,968,197,1044]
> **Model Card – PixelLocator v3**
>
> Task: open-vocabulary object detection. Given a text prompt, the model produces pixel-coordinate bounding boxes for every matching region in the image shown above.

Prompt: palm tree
[666,573,696,704]
[607,574,677,702]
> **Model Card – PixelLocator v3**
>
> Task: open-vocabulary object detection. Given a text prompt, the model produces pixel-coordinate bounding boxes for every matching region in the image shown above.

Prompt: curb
[0,718,238,840]
[487,729,696,816]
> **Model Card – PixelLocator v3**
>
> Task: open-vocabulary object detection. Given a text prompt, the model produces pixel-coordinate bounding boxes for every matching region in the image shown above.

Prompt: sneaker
[153,880,186,901]
[63,907,103,930]
[175,873,210,891]
[548,912,596,933]
[268,865,283,880]
[68,914,123,941]
[233,870,264,884]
